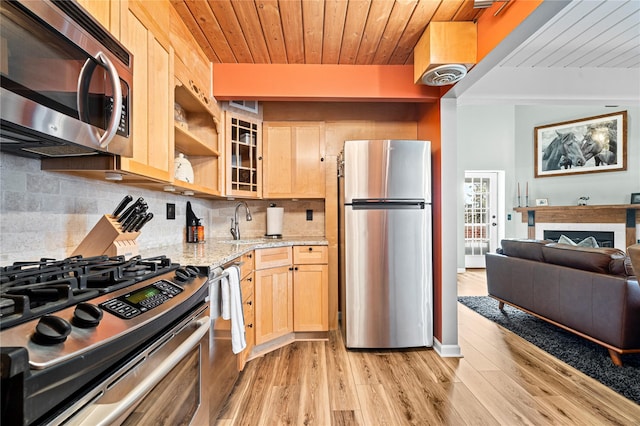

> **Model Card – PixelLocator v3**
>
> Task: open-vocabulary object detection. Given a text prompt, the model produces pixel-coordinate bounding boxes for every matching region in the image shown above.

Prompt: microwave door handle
[76,52,123,149]
[77,58,96,124]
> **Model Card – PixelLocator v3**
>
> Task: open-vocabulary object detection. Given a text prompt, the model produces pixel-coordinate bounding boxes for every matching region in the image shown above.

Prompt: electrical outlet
[507,214,512,221]
[166,203,176,220]
[306,209,313,221]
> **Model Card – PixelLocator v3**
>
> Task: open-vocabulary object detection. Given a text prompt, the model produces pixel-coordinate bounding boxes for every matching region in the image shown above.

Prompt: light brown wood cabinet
[225,111,262,198]
[213,251,255,371]
[169,4,221,197]
[172,61,221,196]
[237,251,255,371]
[254,247,293,345]
[292,246,328,332]
[118,2,173,182]
[76,0,121,38]
[262,122,326,199]
[169,5,212,101]
[254,246,328,346]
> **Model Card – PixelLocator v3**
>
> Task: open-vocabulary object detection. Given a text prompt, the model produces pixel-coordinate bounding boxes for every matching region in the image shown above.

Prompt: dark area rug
[458,296,640,405]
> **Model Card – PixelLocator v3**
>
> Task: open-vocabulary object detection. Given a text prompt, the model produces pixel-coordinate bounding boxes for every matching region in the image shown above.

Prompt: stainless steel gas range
[0,255,211,425]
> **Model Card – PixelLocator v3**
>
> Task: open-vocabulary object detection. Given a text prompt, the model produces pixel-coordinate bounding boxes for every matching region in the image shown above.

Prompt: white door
[464,172,500,268]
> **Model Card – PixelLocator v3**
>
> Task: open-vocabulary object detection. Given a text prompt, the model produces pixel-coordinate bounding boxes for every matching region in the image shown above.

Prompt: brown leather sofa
[485,239,639,366]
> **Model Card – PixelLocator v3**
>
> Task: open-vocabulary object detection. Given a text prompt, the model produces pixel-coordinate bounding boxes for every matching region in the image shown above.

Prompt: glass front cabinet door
[227,113,262,198]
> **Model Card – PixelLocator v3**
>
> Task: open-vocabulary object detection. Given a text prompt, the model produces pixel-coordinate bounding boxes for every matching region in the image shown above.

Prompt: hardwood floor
[216,269,640,425]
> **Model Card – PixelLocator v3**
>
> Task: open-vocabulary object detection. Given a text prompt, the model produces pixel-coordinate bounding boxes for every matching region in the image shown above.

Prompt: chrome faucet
[230,201,252,240]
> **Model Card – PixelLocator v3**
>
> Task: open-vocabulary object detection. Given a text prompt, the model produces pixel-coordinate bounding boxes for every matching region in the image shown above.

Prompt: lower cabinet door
[293,264,328,332]
[255,265,292,345]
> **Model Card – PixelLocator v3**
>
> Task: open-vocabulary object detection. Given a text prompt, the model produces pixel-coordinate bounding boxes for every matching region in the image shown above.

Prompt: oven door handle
[70,316,210,426]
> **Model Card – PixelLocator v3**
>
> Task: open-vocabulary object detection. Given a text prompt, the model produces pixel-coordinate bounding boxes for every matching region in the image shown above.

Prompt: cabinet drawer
[240,251,254,278]
[293,245,328,264]
[255,247,292,270]
[240,273,254,302]
[243,302,254,345]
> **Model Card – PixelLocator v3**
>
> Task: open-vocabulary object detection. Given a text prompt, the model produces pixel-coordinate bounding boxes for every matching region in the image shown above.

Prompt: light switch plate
[166,203,176,220]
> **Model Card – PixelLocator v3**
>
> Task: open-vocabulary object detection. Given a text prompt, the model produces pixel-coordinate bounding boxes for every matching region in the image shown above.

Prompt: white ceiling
[452,0,640,106]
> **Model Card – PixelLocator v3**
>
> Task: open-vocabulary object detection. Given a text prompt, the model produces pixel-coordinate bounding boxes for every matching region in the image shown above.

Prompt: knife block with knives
[71,215,140,259]
[72,195,153,259]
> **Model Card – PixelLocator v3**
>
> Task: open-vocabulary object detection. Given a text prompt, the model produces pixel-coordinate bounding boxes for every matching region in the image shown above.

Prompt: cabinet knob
[248,254,252,258]
[294,266,299,271]
[247,323,253,328]
[246,300,252,306]
[320,157,324,162]
[288,267,294,271]
[258,156,263,160]
[248,277,252,282]
[308,247,313,252]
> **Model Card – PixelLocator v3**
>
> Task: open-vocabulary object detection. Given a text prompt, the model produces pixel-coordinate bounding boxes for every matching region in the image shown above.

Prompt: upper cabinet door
[226,112,262,199]
[118,1,174,182]
[76,0,121,38]
[263,122,326,199]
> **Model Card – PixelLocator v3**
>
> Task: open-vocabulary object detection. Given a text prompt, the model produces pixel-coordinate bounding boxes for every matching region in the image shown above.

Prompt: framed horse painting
[534,111,627,178]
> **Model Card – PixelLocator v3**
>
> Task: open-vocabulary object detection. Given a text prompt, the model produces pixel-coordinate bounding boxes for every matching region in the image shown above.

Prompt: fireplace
[515,204,640,251]
[544,230,615,248]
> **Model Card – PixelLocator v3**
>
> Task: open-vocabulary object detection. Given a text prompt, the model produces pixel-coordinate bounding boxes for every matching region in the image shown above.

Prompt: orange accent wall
[417,102,442,341]
[213,64,441,102]
[476,0,544,61]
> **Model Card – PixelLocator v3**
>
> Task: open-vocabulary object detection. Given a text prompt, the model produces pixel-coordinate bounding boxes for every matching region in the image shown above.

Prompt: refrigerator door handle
[350,199,425,210]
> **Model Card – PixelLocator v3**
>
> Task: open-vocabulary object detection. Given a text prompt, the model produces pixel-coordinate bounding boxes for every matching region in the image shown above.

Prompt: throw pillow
[557,234,599,248]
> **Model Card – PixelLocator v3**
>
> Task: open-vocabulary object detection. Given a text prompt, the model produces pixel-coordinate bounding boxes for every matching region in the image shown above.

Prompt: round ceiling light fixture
[421,64,468,86]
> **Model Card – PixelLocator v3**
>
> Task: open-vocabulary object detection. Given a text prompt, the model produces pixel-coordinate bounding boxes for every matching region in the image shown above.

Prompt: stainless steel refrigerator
[338,139,433,348]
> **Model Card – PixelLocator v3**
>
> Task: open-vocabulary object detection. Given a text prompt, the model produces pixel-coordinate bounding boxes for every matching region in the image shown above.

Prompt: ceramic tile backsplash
[0,153,325,263]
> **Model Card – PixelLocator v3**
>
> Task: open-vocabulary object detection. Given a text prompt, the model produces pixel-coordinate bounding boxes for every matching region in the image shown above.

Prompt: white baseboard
[433,338,463,358]
[457,268,466,274]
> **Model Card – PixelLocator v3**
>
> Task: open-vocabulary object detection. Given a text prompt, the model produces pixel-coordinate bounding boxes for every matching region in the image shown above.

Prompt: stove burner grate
[0,254,180,330]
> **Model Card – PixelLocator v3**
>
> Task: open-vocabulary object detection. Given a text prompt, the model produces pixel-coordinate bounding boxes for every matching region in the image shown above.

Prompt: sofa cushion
[500,239,551,262]
[542,243,627,275]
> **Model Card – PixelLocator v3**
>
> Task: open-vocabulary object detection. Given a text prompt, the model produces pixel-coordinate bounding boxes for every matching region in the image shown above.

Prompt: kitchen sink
[220,239,267,244]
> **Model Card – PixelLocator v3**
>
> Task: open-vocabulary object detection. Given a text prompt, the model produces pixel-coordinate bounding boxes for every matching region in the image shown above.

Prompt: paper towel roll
[266,207,284,236]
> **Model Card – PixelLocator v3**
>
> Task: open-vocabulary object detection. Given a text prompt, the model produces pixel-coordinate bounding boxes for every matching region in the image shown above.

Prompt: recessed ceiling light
[104,172,123,181]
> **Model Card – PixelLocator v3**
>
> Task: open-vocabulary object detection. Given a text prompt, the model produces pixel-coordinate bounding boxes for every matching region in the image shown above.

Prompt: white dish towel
[221,265,246,354]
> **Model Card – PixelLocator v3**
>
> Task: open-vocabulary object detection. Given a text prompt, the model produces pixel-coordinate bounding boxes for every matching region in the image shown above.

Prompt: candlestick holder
[525,196,529,207]
[517,196,521,208]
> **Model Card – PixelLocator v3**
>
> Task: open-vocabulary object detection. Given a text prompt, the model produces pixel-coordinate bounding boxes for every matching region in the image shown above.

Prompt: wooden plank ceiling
[170,0,486,65]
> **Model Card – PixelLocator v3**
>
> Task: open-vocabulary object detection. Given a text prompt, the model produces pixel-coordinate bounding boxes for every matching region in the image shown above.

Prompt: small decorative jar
[174,153,194,183]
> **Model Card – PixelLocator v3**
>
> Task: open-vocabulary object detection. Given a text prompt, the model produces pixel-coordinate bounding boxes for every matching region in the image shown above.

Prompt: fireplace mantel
[514,204,639,249]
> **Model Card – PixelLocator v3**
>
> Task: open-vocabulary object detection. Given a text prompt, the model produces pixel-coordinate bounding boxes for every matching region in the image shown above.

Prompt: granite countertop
[139,237,328,269]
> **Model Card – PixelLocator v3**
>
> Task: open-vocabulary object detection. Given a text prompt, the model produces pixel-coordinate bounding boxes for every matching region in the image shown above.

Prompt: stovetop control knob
[186,265,201,277]
[174,267,194,283]
[32,315,72,345]
[72,303,103,328]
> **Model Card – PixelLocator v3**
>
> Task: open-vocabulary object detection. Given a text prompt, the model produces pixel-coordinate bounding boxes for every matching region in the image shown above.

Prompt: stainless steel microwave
[0,0,133,158]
